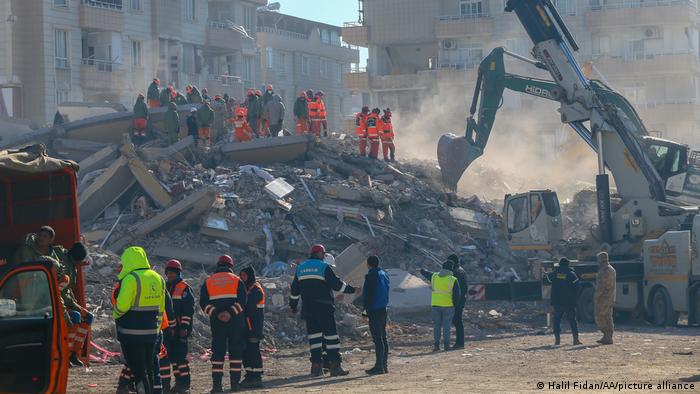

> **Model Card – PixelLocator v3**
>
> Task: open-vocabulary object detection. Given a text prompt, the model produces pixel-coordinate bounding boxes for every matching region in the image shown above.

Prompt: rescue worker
[233,111,253,142]
[594,252,616,345]
[307,91,320,137]
[366,108,382,159]
[186,108,198,146]
[133,94,149,139]
[165,260,195,393]
[173,90,188,105]
[380,108,396,162]
[164,102,181,145]
[445,254,468,349]
[355,106,370,156]
[255,90,267,136]
[240,266,265,389]
[246,90,262,138]
[544,258,582,346]
[202,88,211,102]
[294,91,309,134]
[362,255,390,375]
[53,110,65,126]
[200,255,247,393]
[197,101,215,148]
[185,85,203,104]
[264,94,285,137]
[113,246,167,394]
[160,86,174,107]
[262,84,274,106]
[315,91,328,137]
[148,78,161,108]
[420,261,462,351]
[14,226,90,367]
[289,244,360,377]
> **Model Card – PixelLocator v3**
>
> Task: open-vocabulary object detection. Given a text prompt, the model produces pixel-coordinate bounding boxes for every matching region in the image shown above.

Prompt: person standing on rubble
[164,102,181,145]
[113,246,167,394]
[420,261,462,352]
[148,78,161,108]
[289,244,360,377]
[446,255,468,349]
[314,91,328,137]
[366,108,382,159]
[544,258,582,346]
[200,255,247,393]
[264,94,285,137]
[594,252,616,345]
[160,86,174,107]
[240,266,265,389]
[355,106,370,156]
[294,91,309,134]
[361,255,390,375]
[164,260,195,393]
[197,101,215,148]
[380,108,396,162]
[186,108,199,146]
[185,85,203,104]
[201,88,211,102]
[133,94,149,140]
[246,90,262,138]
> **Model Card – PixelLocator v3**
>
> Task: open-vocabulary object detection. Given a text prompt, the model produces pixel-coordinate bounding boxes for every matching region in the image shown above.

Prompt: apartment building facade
[256,11,359,132]
[344,0,700,149]
[2,0,265,124]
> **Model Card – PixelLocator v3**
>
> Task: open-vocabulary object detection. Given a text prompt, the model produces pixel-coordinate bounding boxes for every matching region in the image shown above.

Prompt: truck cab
[0,145,84,393]
[503,190,562,251]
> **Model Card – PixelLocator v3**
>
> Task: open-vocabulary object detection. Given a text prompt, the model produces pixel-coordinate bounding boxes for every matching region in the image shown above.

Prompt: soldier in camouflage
[594,252,616,345]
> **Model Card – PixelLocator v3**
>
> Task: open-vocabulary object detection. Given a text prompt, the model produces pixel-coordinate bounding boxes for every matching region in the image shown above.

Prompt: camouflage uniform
[594,253,616,344]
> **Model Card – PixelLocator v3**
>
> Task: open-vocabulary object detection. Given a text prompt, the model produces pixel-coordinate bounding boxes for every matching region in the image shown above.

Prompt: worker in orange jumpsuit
[233,111,254,143]
[133,94,149,139]
[366,108,381,159]
[294,91,309,134]
[254,90,267,137]
[314,91,328,137]
[200,255,247,393]
[355,106,369,156]
[147,78,161,108]
[307,90,320,137]
[380,108,395,162]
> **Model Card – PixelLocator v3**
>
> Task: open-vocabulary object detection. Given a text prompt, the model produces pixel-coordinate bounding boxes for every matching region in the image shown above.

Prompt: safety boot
[599,332,613,345]
[115,387,130,394]
[329,361,350,377]
[554,335,561,346]
[310,362,323,377]
[69,353,84,367]
[433,342,440,352]
[240,376,263,389]
[573,335,582,346]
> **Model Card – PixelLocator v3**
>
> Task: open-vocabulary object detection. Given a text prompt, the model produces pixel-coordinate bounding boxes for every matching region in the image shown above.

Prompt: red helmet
[255,89,262,96]
[266,84,273,91]
[218,255,234,267]
[310,244,326,255]
[166,259,182,271]
[153,78,160,84]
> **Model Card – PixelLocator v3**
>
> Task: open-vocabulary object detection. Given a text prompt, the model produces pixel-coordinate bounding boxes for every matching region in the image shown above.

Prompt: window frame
[131,39,142,67]
[184,0,196,21]
[54,29,70,69]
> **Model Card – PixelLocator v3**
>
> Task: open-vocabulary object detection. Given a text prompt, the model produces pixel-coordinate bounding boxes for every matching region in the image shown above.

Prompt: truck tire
[689,287,700,325]
[577,286,595,323]
[650,287,679,327]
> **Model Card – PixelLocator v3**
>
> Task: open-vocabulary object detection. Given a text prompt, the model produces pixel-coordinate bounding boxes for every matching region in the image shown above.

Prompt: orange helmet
[153,78,160,84]
[266,84,273,91]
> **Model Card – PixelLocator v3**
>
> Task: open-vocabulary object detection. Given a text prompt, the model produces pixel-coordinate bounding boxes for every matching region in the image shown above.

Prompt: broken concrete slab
[448,207,491,238]
[138,136,194,162]
[200,227,264,247]
[265,178,295,200]
[78,156,136,221]
[152,245,222,266]
[319,204,385,222]
[77,144,118,180]
[220,135,310,164]
[109,187,217,251]
[54,138,111,162]
[386,269,431,314]
[127,158,172,208]
[333,243,373,303]
[322,185,372,202]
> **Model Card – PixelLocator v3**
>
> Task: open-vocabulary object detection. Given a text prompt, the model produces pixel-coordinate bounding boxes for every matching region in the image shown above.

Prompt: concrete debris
[220,135,310,164]
[264,177,295,200]
[78,156,135,221]
[386,269,431,313]
[77,144,118,180]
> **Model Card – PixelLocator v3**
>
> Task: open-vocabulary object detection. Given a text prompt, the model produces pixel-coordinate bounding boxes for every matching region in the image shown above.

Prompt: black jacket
[420,268,462,307]
[244,282,265,339]
[293,97,308,118]
[452,266,468,307]
[167,278,195,334]
[545,266,580,309]
[289,258,357,317]
[186,114,198,137]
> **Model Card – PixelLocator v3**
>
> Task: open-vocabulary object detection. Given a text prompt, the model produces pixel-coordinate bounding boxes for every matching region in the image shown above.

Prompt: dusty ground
[69,324,700,393]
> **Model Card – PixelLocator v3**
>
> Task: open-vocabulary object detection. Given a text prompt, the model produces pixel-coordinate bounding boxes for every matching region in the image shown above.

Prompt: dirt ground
[69,323,700,393]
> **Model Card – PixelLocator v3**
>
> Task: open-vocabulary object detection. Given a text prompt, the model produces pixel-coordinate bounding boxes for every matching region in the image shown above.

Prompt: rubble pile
[72,134,536,357]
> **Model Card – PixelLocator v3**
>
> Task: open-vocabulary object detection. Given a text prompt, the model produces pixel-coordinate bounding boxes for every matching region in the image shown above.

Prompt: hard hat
[316,90,324,96]
[153,78,160,84]
[310,244,326,255]
[361,106,369,113]
[255,89,262,96]
[202,88,208,93]
[372,108,381,114]
[306,89,313,96]
[166,259,182,271]
[186,85,192,92]
[214,95,221,100]
[137,93,144,99]
[266,84,273,91]
[299,91,307,97]
[190,107,197,113]
[218,254,234,267]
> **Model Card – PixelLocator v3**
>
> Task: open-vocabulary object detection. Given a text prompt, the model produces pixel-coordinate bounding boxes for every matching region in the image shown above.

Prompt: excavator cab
[640,136,689,196]
[503,190,562,251]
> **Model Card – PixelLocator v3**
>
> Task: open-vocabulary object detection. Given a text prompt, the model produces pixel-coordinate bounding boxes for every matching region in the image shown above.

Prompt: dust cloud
[392,88,599,203]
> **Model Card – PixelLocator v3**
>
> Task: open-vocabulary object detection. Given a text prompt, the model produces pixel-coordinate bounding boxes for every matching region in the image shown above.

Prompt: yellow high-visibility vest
[431,273,456,307]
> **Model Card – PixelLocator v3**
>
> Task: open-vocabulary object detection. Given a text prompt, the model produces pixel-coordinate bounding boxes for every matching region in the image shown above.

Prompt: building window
[54,0,68,6]
[330,30,340,46]
[130,0,141,11]
[277,52,286,72]
[185,0,195,21]
[460,0,485,18]
[320,29,330,44]
[131,40,142,66]
[243,6,254,34]
[301,55,310,75]
[624,40,645,60]
[54,29,69,69]
[56,89,69,106]
[551,0,576,16]
[335,63,343,82]
[623,83,646,105]
[266,48,273,69]
[592,35,610,57]
[320,59,328,77]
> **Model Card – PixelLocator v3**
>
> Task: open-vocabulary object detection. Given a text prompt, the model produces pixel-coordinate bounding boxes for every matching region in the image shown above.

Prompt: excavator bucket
[437,133,483,191]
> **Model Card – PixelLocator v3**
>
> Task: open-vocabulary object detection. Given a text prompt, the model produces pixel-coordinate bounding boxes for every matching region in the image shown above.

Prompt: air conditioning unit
[440,39,457,50]
[643,27,662,40]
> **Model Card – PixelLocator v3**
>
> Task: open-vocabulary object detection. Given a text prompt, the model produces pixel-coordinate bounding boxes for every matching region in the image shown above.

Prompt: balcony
[80,59,126,91]
[344,68,369,92]
[436,65,478,86]
[435,14,495,38]
[636,99,700,123]
[79,0,124,32]
[207,21,252,53]
[342,22,369,47]
[591,52,700,77]
[586,0,698,28]
[205,75,244,98]
[257,27,359,63]
[370,71,436,92]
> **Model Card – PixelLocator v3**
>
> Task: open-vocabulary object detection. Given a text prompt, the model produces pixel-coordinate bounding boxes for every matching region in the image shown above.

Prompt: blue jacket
[363,268,390,311]
[289,258,357,317]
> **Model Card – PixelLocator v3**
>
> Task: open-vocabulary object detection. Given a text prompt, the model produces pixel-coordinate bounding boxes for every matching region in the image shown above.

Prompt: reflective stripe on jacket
[431,273,456,307]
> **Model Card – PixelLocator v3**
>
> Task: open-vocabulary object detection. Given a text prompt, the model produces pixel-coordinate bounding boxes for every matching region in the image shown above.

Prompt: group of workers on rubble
[133,79,337,148]
[354,106,396,162]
